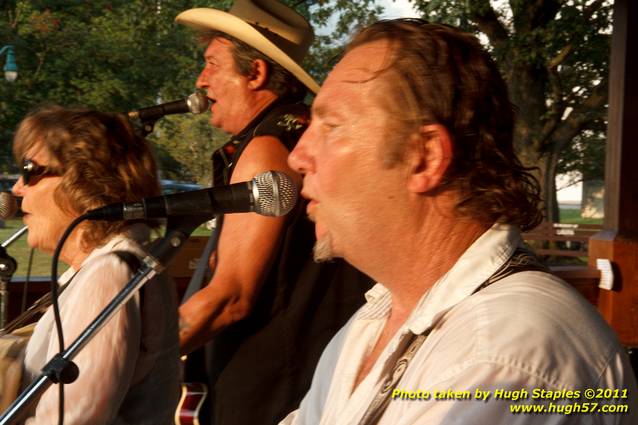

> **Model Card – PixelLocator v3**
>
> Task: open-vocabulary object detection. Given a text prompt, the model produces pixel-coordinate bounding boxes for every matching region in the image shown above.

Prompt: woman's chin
[25,234,43,252]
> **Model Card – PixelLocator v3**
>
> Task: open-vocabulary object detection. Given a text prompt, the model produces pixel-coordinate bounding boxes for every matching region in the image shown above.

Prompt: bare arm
[179,135,302,355]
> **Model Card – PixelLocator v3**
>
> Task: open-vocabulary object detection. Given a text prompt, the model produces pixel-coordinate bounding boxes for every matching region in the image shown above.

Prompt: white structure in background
[556,173,604,219]
[581,180,605,219]
[556,172,582,209]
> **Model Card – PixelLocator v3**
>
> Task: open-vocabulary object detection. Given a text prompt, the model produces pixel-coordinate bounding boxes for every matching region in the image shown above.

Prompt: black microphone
[127,92,209,122]
[86,171,298,221]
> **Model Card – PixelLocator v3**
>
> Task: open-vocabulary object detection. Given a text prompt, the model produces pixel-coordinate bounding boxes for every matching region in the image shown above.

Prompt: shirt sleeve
[25,254,140,425]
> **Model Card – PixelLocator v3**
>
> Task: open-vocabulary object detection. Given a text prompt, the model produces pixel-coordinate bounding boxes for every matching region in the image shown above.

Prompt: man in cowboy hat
[175,1,371,424]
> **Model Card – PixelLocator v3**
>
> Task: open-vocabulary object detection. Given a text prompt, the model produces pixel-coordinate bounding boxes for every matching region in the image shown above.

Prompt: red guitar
[175,382,208,425]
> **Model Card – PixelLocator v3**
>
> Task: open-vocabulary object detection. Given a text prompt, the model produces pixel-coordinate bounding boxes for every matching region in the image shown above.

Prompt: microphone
[0,192,27,249]
[0,192,18,220]
[127,92,209,122]
[86,171,298,221]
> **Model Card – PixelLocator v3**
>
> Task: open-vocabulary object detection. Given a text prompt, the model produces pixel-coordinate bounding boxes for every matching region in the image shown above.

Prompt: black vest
[207,101,373,425]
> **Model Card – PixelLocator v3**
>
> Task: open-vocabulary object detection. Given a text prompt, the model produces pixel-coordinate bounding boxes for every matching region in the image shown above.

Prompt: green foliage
[1,0,384,183]
[1,0,611,198]
[0,0,219,178]
[411,0,612,219]
[559,207,603,225]
[557,126,606,181]
[305,0,383,81]
[151,113,225,185]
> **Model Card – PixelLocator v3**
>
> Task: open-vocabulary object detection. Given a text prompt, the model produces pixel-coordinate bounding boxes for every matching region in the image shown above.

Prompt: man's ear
[406,124,453,193]
[247,59,269,90]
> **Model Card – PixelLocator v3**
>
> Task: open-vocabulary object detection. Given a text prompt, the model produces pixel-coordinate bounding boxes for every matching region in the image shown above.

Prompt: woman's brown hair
[13,106,161,248]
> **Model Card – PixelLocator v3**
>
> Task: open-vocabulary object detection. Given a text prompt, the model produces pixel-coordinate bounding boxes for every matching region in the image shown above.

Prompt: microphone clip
[130,117,158,138]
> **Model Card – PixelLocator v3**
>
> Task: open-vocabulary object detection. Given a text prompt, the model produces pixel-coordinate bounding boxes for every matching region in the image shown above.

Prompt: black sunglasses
[21,159,58,186]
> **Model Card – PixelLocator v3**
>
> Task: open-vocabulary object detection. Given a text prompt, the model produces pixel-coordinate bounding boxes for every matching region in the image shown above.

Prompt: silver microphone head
[0,192,18,220]
[251,171,298,217]
[186,92,210,114]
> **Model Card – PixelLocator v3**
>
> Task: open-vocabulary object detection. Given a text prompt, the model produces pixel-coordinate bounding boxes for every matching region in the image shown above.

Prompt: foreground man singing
[282,19,637,425]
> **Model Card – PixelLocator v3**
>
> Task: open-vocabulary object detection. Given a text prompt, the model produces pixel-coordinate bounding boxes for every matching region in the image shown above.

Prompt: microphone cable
[49,214,88,425]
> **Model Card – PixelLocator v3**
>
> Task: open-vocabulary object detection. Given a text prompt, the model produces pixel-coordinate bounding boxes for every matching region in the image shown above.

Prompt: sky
[378,0,419,19]
[315,0,419,36]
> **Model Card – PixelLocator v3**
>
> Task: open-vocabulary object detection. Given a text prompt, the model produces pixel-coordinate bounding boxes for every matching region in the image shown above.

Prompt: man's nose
[196,69,209,88]
[288,128,315,175]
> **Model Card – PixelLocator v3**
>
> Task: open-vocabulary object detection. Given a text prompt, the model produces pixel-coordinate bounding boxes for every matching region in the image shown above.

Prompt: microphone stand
[1,226,28,249]
[139,119,157,137]
[0,226,27,328]
[133,117,158,138]
[126,112,156,138]
[0,216,206,424]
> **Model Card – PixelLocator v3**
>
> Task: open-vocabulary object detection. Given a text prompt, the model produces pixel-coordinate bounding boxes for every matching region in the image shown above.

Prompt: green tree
[152,113,220,184]
[1,0,384,183]
[411,0,611,221]
[1,0,219,175]
[304,0,383,81]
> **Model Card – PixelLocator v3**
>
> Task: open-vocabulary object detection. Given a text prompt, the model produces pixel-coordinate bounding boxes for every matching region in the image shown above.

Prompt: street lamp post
[0,45,18,325]
[0,44,18,82]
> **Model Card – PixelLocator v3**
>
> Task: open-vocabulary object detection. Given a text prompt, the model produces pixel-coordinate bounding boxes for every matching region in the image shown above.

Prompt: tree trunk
[546,151,560,222]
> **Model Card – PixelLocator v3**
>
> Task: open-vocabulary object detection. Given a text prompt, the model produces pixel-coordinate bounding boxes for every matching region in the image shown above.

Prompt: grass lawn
[0,218,61,277]
[1,208,597,278]
[559,208,604,225]
[0,218,212,278]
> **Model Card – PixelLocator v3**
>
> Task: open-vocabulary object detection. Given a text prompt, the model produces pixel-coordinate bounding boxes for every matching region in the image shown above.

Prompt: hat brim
[176,8,320,94]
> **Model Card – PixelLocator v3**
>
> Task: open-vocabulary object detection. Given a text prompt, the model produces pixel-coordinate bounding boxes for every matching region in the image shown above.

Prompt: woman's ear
[247,59,269,90]
[406,124,453,193]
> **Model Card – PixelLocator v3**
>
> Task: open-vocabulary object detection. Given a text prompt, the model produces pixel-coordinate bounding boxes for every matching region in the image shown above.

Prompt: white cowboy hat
[176,0,320,94]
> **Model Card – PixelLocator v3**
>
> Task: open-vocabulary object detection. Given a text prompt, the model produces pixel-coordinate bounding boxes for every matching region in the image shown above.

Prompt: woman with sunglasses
[11,106,179,424]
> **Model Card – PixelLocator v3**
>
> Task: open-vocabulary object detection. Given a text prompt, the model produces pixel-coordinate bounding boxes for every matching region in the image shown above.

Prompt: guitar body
[175,346,210,425]
[175,382,208,425]
[0,323,35,411]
